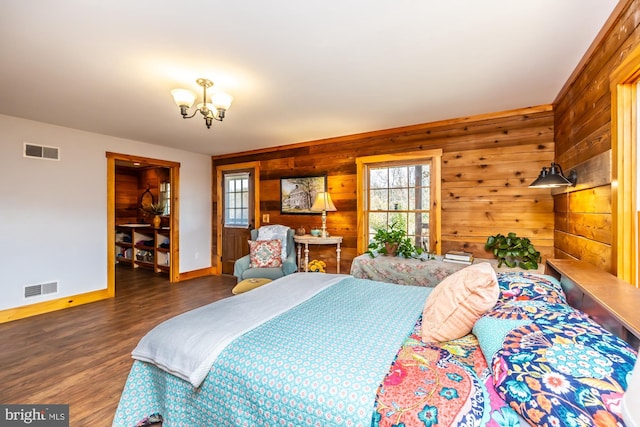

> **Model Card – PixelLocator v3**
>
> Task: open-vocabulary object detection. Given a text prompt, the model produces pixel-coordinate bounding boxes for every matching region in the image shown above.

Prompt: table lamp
[311,192,337,238]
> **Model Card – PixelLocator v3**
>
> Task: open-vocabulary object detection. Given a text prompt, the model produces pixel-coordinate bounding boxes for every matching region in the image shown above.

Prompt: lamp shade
[211,91,233,111]
[171,89,196,108]
[311,192,337,212]
[528,167,548,188]
[529,162,576,188]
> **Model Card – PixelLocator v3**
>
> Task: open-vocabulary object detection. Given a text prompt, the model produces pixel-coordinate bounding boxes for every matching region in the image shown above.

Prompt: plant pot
[153,215,161,228]
[384,242,398,256]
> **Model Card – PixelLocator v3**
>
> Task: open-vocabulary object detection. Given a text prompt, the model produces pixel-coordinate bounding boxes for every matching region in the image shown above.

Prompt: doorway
[215,161,260,275]
[106,152,181,296]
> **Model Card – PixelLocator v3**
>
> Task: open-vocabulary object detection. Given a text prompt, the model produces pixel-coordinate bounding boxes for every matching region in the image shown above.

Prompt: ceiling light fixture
[529,162,577,188]
[170,78,233,129]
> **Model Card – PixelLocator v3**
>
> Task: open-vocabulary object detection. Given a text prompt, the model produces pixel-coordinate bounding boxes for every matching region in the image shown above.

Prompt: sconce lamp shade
[529,162,577,188]
[171,89,197,108]
[311,192,337,212]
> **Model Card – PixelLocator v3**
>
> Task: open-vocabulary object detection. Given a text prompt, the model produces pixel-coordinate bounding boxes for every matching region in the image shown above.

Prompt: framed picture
[280,175,327,214]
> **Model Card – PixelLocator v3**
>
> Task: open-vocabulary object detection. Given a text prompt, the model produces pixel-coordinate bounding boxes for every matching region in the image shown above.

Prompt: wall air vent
[24,143,60,160]
[25,281,59,298]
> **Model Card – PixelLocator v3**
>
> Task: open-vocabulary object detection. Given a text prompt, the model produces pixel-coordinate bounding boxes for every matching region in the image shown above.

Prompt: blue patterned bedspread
[113,277,431,426]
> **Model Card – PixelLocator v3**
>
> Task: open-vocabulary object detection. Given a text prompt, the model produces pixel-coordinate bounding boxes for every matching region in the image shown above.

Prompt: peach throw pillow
[421,262,499,342]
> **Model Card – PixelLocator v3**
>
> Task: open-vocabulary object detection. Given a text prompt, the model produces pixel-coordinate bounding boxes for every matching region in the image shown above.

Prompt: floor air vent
[24,143,60,160]
[25,281,58,298]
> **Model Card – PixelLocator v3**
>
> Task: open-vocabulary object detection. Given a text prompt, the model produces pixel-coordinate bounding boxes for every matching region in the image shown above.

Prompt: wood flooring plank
[0,266,237,426]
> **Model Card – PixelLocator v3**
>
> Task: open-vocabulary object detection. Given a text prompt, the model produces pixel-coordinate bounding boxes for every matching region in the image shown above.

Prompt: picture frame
[280,175,327,214]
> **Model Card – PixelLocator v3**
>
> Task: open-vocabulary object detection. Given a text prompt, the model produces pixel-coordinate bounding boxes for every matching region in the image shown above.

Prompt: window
[356,150,442,255]
[159,181,170,216]
[224,172,250,226]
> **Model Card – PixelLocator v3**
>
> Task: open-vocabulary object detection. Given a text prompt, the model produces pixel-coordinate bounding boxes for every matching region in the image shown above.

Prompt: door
[216,162,260,275]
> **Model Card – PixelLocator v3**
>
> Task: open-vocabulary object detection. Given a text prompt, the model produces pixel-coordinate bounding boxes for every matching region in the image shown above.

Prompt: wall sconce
[529,162,577,188]
[171,78,233,129]
[311,192,337,238]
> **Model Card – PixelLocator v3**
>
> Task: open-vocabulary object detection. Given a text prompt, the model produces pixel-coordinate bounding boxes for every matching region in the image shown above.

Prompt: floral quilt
[373,316,522,427]
[474,273,638,427]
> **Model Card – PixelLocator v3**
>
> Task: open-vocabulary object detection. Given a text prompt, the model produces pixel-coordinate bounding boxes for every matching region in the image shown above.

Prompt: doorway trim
[214,161,260,275]
[610,44,640,284]
[107,152,181,295]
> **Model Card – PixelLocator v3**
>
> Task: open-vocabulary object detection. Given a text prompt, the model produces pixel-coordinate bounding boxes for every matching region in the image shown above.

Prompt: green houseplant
[141,201,166,216]
[366,222,423,258]
[485,232,541,270]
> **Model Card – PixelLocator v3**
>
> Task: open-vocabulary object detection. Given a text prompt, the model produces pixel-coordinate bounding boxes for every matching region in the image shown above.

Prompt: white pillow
[257,224,289,261]
[623,348,640,427]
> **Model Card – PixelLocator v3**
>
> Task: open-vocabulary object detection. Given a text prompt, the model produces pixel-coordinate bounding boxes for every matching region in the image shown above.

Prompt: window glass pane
[370,189,388,210]
[370,168,388,189]
[388,211,407,231]
[419,213,431,251]
[422,187,430,207]
[422,165,431,186]
[407,214,416,238]
[408,166,417,187]
[389,167,408,188]
[389,189,407,211]
[368,212,388,237]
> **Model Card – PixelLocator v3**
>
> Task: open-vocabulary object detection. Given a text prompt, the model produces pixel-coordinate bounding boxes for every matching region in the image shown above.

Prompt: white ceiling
[0,1,618,156]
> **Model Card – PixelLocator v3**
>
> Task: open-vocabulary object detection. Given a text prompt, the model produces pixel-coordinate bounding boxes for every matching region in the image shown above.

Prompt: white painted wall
[0,114,212,311]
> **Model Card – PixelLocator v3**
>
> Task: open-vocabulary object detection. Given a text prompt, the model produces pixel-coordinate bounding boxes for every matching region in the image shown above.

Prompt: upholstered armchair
[233,226,298,281]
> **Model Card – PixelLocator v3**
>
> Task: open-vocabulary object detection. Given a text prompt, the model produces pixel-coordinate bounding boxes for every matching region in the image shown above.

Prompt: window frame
[356,149,442,255]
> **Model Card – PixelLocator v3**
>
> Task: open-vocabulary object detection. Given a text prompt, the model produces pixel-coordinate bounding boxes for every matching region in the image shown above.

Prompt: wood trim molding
[214,161,260,275]
[355,149,442,255]
[609,42,640,283]
[178,267,216,281]
[106,152,181,287]
[0,289,112,324]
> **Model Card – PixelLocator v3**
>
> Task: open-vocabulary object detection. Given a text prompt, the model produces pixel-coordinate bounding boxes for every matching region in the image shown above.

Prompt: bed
[112,265,639,427]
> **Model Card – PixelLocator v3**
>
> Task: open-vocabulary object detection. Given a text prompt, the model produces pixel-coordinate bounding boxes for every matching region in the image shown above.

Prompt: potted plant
[141,202,166,228]
[366,222,423,258]
[484,232,541,270]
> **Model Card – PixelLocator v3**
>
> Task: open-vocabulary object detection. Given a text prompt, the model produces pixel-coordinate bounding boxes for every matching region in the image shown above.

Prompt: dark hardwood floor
[0,265,237,426]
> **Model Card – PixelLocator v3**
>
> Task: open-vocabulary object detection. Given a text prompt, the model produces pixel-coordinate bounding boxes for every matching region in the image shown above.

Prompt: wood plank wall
[553,0,639,273]
[114,166,170,226]
[212,106,555,273]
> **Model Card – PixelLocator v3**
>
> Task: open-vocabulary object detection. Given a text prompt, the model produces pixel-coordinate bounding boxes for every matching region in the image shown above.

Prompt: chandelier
[170,78,233,129]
